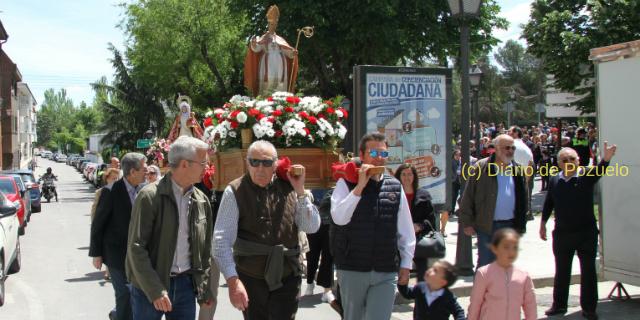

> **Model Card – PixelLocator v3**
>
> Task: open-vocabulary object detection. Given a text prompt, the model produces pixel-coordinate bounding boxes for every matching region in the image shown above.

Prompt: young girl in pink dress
[468,228,537,320]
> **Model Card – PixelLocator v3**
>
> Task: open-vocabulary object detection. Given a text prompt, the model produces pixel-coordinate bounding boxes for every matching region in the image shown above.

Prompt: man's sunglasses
[248,158,276,167]
[369,149,389,158]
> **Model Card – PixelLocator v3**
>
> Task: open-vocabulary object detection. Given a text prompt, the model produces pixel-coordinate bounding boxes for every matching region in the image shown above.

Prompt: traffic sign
[136,139,153,149]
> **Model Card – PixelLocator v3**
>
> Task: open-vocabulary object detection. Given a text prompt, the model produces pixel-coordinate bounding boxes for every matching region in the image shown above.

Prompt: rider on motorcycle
[39,167,58,202]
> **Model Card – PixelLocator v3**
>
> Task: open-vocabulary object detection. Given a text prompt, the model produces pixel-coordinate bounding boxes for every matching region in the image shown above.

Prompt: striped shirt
[213,185,321,280]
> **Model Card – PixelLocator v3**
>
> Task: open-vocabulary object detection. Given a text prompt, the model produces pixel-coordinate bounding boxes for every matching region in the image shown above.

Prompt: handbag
[414,221,446,259]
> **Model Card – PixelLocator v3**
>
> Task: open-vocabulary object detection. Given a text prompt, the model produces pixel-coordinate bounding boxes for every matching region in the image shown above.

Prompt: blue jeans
[109,267,132,320]
[476,220,515,270]
[130,274,196,320]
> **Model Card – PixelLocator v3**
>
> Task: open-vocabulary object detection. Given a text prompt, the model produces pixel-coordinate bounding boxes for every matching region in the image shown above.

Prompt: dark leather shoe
[545,306,567,316]
[582,311,598,320]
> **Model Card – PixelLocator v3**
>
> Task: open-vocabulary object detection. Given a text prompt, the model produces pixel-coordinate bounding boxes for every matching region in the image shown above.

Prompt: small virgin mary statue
[244,5,298,97]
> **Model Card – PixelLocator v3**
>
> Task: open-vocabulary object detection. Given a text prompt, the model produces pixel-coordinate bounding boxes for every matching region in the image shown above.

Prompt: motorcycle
[41,180,57,203]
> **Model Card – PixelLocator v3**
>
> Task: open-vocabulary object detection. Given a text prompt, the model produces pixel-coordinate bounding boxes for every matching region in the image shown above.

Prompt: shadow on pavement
[77,246,89,250]
[298,294,324,308]
[65,271,105,283]
[538,295,640,320]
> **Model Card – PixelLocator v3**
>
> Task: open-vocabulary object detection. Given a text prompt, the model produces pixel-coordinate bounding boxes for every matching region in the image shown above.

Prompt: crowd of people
[85,119,616,320]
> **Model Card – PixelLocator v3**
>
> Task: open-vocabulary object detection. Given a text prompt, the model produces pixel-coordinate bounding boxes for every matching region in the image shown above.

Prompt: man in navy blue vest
[331,132,416,320]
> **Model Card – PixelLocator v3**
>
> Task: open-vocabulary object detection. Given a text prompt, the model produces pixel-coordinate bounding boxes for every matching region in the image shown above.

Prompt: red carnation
[256,113,266,120]
[298,111,309,118]
[318,113,326,119]
[215,113,223,121]
[326,107,335,114]
[275,130,283,137]
[286,96,301,104]
[304,127,311,135]
[203,117,213,128]
[273,109,283,116]
[284,107,294,113]
[223,103,232,109]
[325,100,334,107]
[230,121,239,129]
[229,110,240,118]
[267,97,274,102]
[308,116,318,125]
[339,107,349,119]
[267,116,276,123]
[248,108,260,117]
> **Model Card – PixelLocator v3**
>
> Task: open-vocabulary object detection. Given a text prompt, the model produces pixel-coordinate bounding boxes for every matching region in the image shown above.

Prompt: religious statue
[244,5,298,97]
[167,95,204,142]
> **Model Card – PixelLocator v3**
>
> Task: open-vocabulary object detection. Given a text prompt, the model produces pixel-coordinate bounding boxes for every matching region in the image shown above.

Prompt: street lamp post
[448,0,482,276]
[470,65,483,150]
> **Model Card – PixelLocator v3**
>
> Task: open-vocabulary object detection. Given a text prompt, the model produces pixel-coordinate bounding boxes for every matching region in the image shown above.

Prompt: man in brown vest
[213,140,320,319]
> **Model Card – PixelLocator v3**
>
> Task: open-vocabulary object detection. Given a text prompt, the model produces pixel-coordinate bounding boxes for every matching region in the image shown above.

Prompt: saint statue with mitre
[167,95,204,142]
[244,5,299,96]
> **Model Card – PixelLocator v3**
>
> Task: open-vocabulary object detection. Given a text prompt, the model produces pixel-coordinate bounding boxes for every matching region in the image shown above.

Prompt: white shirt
[513,138,533,167]
[330,177,416,269]
[560,167,584,182]
[424,285,445,306]
[170,179,193,273]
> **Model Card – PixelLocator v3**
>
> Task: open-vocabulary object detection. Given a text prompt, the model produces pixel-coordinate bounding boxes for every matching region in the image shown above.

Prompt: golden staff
[288,26,314,93]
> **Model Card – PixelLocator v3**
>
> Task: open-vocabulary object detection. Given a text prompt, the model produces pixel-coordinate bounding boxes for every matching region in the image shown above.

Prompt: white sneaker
[321,291,336,303]
[304,283,315,296]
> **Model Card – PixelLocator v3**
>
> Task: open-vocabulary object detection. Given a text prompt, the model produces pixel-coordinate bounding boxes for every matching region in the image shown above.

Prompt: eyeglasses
[560,156,577,162]
[247,158,275,167]
[368,149,389,158]
[503,145,517,151]
[147,172,157,176]
[187,159,207,166]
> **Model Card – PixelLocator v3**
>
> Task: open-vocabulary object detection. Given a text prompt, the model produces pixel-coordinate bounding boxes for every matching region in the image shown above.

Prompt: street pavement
[0,158,639,319]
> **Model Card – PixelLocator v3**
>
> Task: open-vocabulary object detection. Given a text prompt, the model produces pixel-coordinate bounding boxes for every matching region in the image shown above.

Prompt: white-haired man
[126,136,215,319]
[214,140,320,319]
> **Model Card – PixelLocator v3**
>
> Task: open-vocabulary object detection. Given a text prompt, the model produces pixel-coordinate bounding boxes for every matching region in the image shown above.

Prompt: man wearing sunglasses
[330,132,416,320]
[459,134,530,270]
[214,140,320,319]
[540,142,617,320]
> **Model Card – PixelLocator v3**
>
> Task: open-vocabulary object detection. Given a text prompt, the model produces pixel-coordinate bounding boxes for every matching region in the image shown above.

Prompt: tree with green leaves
[91,44,165,151]
[120,0,248,108]
[523,0,640,113]
[232,0,507,98]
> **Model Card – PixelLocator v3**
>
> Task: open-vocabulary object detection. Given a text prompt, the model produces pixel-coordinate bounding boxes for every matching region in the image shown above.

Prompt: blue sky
[1,0,532,108]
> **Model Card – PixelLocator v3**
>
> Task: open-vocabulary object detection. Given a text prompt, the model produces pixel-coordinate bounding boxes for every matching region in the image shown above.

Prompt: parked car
[92,164,109,187]
[76,159,90,171]
[83,163,98,182]
[1,170,41,213]
[0,175,31,223]
[0,191,21,306]
[56,154,68,163]
[40,151,52,159]
[0,177,26,235]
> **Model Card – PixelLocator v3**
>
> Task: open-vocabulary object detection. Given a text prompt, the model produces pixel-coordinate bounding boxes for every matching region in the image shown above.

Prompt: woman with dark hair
[395,163,436,282]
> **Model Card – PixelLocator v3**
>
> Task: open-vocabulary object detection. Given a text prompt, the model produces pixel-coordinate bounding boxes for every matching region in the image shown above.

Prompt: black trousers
[305,224,334,288]
[552,229,599,313]
[413,256,428,283]
[238,271,301,320]
[451,181,461,213]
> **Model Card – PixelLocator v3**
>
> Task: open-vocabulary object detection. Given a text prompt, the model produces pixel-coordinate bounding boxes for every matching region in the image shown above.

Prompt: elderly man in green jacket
[126,136,215,319]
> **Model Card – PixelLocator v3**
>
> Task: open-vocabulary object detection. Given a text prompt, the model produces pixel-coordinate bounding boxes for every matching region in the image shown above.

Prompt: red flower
[286,96,301,104]
[273,109,283,116]
[275,130,283,137]
[298,111,309,118]
[304,127,311,135]
[203,117,213,128]
[325,100,334,107]
[215,113,223,121]
[339,107,349,119]
[284,107,294,113]
[230,121,239,129]
[223,103,232,109]
[267,97,274,102]
[307,116,318,125]
[318,113,326,119]
[256,113,265,120]
[326,107,335,114]
[229,110,240,119]
[267,116,276,123]
[248,108,260,117]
